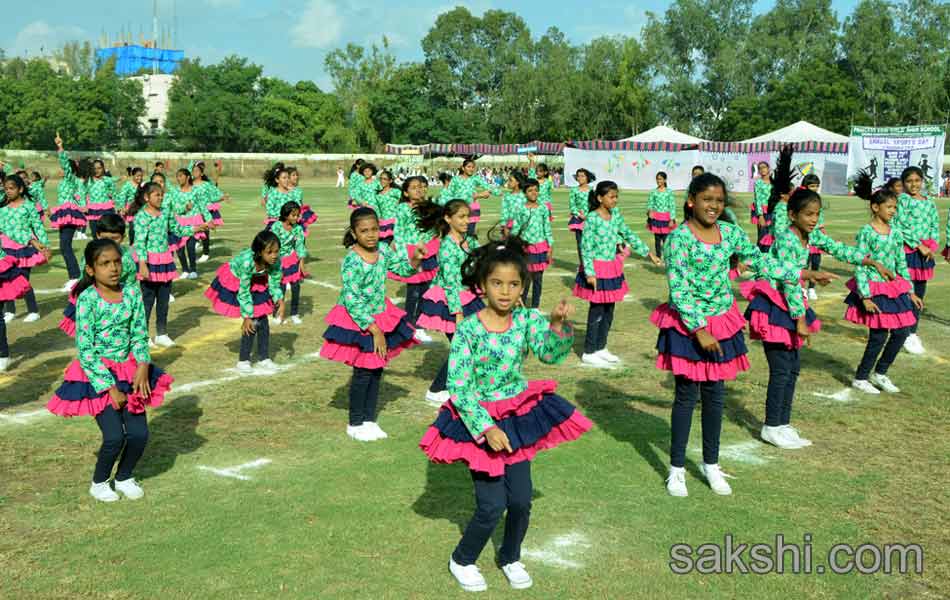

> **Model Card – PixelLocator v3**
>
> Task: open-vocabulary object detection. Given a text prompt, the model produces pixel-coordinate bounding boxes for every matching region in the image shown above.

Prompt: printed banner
[563,147,700,191]
[847,125,946,194]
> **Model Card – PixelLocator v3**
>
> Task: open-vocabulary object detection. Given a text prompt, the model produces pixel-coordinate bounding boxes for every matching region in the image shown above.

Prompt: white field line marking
[548,270,576,277]
[812,388,855,402]
[690,440,771,465]
[197,458,272,481]
[0,409,51,425]
[171,352,323,395]
[34,288,69,295]
[303,279,341,291]
[522,532,592,569]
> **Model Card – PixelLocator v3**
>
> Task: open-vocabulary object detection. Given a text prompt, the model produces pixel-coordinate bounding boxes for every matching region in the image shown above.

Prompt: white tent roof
[620,125,705,145]
[740,120,849,144]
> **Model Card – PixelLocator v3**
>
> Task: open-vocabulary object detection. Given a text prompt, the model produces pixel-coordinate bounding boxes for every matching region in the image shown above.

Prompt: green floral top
[195,180,223,208]
[133,207,194,256]
[510,202,554,247]
[568,186,588,220]
[945,209,950,250]
[265,188,298,219]
[0,201,49,246]
[394,203,436,246]
[439,173,498,206]
[581,208,649,276]
[895,193,939,248]
[30,181,47,212]
[432,235,479,314]
[74,284,150,393]
[646,189,677,219]
[268,221,308,260]
[337,245,415,329]
[664,222,797,332]
[57,151,86,206]
[116,181,138,212]
[528,168,555,220]
[753,180,771,218]
[500,191,526,225]
[289,187,304,206]
[853,224,912,298]
[87,176,116,206]
[348,171,363,199]
[371,188,402,221]
[229,248,285,319]
[448,307,574,438]
[166,186,211,221]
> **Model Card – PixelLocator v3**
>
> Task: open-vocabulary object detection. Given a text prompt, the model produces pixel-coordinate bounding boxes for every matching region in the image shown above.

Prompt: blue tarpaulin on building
[96,46,183,75]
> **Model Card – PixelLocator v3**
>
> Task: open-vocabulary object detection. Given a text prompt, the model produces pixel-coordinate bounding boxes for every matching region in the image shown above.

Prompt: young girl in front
[319,208,423,441]
[893,166,938,355]
[268,202,307,325]
[742,182,891,448]
[0,174,50,323]
[568,168,595,264]
[51,133,89,290]
[419,239,591,593]
[651,173,799,497]
[132,182,206,347]
[390,176,440,342]
[415,200,483,405]
[508,179,554,309]
[752,161,772,242]
[206,230,285,372]
[262,163,295,226]
[46,239,173,502]
[646,171,676,258]
[846,171,923,394]
[574,181,660,368]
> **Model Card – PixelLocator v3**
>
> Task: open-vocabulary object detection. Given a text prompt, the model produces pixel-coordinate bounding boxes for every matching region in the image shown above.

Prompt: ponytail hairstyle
[1,173,30,207]
[460,227,528,293]
[854,169,897,207]
[96,213,126,237]
[417,199,469,238]
[683,173,728,220]
[438,172,454,187]
[348,158,365,175]
[176,167,194,186]
[656,171,668,182]
[766,145,794,217]
[459,157,476,174]
[127,181,163,218]
[574,168,596,185]
[279,201,301,223]
[73,239,122,299]
[343,207,379,247]
[587,180,619,212]
[126,166,143,178]
[263,162,288,188]
[251,230,281,264]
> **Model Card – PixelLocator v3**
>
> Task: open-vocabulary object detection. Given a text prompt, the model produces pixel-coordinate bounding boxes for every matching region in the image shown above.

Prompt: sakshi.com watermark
[669,534,924,575]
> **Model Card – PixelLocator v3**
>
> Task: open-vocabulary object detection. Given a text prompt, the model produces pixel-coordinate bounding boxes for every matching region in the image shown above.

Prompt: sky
[8,0,863,91]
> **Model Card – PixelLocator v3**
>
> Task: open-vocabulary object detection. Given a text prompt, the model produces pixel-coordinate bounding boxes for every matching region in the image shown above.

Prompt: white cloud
[291,0,343,48]
[10,20,87,58]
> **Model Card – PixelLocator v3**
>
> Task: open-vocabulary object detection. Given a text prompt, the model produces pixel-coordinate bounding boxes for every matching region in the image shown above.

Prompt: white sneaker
[903,333,925,355]
[178,272,190,280]
[426,389,450,407]
[197,254,210,263]
[188,272,198,280]
[271,316,283,326]
[168,294,175,303]
[22,312,40,323]
[235,360,253,373]
[581,352,612,368]
[414,329,433,343]
[761,425,804,449]
[114,477,144,499]
[346,424,373,442]
[0,357,9,372]
[76,231,88,240]
[700,463,733,495]
[148,338,156,348]
[448,558,487,592]
[500,561,533,590]
[851,379,880,394]
[666,466,687,497]
[154,335,176,347]
[596,349,620,363]
[289,315,303,325]
[807,288,818,301]
[89,481,119,503]
[363,421,388,440]
[3,312,14,323]
[62,279,79,292]
[781,425,813,447]
[869,372,900,393]
[256,359,278,371]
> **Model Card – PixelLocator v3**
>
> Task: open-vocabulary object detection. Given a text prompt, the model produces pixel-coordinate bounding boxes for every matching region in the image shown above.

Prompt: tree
[895,0,950,123]
[55,41,97,78]
[841,0,903,126]
[324,40,396,150]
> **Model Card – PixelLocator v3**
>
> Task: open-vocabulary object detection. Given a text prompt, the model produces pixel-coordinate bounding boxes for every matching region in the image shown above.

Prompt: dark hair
[588,180,619,212]
[400,175,425,203]
[286,166,299,177]
[154,161,164,168]
[459,157,476,173]
[535,162,549,175]
[523,178,540,194]
[1,174,30,207]
[438,172,453,186]
[74,239,122,298]
[30,171,42,183]
[251,230,281,264]
[360,163,378,176]
[176,168,193,186]
[150,171,166,185]
[343,207,379,247]
[691,165,705,175]
[348,158,365,175]
[417,199,470,238]
[379,169,394,184]
[126,166,143,178]
[883,177,901,192]
[92,159,106,174]
[96,213,126,237]
[75,157,94,180]
[574,168,596,184]
[279,201,301,222]
[900,166,924,183]
[683,173,728,220]
[460,228,528,293]
[127,181,163,218]
[509,171,527,190]
[757,161,770,170]
[801,173,820,187]
[263,162,288,187]
[767,145,794,216]
[656,171,668,181]
[854,169,897,206]
[787,187,822,216]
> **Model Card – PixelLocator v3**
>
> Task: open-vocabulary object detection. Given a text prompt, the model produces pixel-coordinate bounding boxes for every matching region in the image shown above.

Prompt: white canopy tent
[619,125,706,145]
[740,120,849,144]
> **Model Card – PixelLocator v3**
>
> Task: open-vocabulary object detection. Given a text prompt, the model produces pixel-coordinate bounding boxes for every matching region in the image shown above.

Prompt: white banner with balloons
[563,147,699,191]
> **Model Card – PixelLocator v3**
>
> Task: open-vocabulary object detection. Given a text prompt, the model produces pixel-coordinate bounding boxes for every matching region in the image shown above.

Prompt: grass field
[1,180,948,599]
